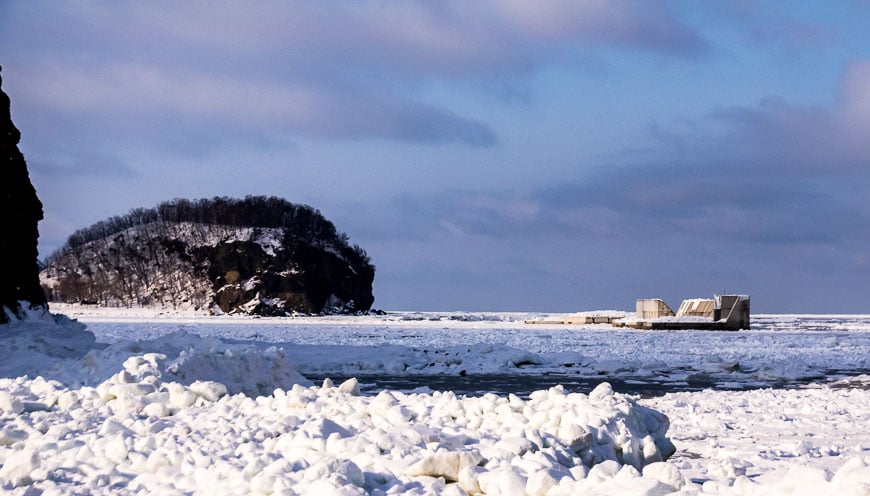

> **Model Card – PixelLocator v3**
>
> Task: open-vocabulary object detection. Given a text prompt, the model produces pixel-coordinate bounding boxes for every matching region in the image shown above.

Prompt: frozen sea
[2,305,869,494]
[71,308,870,396]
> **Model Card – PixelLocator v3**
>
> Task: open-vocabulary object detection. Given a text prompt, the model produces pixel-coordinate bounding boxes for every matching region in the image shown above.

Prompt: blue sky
[2,1,870,312]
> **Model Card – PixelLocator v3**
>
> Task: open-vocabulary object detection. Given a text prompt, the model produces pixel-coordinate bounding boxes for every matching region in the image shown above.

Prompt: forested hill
[40,196,375,315]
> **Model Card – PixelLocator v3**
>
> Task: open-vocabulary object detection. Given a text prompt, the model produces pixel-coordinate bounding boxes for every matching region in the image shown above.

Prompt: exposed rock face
[40,197,376,315]
[207,240,375,315]
[0,66,47,323]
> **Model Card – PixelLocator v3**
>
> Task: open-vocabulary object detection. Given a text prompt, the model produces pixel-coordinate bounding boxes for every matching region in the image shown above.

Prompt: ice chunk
[189,380,228,402]
[405,451,482,481]
[478,467,527,496]
[642,462,685,490]
[337,378,361,396]
[526,468,568,496]
[0,448,39,487]
[0,391,24,414]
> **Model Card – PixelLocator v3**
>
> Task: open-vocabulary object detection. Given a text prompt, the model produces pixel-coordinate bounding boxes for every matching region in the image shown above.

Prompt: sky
[2,1,870,313]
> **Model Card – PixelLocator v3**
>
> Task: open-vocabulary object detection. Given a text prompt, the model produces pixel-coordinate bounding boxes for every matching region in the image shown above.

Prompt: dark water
[312,372,848,398]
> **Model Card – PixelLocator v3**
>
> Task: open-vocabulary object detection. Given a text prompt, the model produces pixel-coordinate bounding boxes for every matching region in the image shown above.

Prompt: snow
[1,305,869,494]
[149,222,287,256]
[645,386,870,488]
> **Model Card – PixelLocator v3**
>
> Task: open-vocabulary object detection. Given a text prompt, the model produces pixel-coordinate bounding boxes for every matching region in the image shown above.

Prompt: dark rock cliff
[0,66,48,323]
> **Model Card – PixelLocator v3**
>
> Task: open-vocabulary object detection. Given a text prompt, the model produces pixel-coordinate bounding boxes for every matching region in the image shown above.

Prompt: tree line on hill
[47,196,370,267]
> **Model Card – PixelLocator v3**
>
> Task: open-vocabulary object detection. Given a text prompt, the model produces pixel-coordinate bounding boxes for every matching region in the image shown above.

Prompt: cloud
[372,60,870,281]
[353,56,870,309]
[384,167,869,252]
[14,62,496,148]
[541,169,869,246]
[0,1,709,153]
[704,1,836,50]
[28,148,138,178]
[699,60,870,173]
[839,61,870,140]
[110,1,709,75]
[521,62,870,278]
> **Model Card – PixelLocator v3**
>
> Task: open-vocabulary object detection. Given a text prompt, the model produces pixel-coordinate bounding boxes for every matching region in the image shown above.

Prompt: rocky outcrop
[40,197,375,315]
[0,66,47,323]
[207,240,375,315]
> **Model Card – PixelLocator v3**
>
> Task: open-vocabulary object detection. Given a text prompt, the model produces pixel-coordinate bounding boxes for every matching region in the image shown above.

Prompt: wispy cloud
[16,62,497,148]
[365,60,870,300]
[1,0,708,153]
[540,61,870,244]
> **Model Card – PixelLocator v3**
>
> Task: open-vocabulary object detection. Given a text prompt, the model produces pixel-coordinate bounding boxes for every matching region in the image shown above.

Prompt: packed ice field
[1,305,869,494]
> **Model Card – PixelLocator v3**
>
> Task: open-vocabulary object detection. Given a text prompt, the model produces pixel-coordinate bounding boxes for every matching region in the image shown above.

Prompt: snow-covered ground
[1,305,869,494]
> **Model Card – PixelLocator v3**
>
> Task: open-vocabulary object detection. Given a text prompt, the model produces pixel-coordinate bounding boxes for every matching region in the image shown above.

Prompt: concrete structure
[636,299,675,319]
[714,294,750,330]
[563,314,623,324]
[525,295,750,331]
[525,311,627,325]
[676,298,715,318]
[615,294,750,331]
